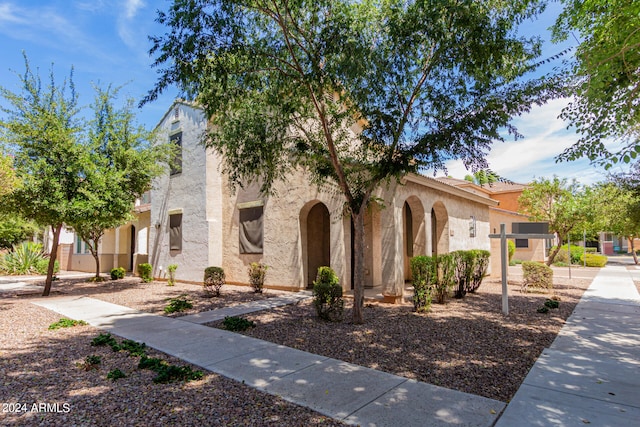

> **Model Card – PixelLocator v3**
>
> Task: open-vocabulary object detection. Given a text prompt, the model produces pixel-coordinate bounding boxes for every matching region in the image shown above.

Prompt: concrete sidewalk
[495,265,640,426]
[34,296,504,426]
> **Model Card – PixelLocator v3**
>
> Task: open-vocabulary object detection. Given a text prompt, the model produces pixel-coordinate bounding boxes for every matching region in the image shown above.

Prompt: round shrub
[581,253,608,267]
[522,261,553,292]
[138,263,153,283]
[312,266,343,322]
[204,266,225,297]
[110,267,126,280]
[410,255,435,312]
[248,262,268,293]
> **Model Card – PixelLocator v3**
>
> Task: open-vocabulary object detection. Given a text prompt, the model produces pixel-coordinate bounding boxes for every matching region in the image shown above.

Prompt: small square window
[515,238,529,248]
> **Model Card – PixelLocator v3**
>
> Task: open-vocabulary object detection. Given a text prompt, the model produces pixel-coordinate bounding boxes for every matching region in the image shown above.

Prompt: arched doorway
[431,201,449,256]
[403,196,426,281]
[305,202,330,288]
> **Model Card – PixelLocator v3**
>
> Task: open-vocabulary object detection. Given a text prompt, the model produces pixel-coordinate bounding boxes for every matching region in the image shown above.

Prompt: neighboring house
[150,101,498,299]
[55,192,151,274]
[436,178,548,273]
[599,233,640,255]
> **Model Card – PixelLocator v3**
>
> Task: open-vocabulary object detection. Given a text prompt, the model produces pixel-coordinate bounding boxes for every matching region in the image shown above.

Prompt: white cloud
[117,0,146,47]
[442,98,612,186]
[0,3,25,24]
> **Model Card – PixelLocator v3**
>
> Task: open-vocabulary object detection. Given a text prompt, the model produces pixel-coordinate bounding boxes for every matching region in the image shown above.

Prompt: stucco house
[436,177,548,272]
[149,101,498,299]
[55,194,151,275]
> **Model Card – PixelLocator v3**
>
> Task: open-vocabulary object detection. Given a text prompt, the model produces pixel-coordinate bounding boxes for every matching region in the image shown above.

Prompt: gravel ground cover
[11,277,290,317]
[1,270,592,425]
[0,295,345,426]
[209,277,591,403]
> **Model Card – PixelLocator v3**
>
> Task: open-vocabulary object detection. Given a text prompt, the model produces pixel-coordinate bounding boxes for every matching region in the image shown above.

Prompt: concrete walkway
[33,296,504,426]
[495,265,640,426]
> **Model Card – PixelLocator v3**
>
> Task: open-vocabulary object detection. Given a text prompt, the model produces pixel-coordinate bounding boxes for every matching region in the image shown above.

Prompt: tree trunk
[91,248,100,279]
[546,233,563,266]
[630,237,638,265]
[352,205,366,324]
[42,224,62,296]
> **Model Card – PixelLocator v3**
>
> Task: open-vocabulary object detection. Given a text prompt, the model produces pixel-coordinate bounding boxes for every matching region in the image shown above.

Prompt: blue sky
[0,1,625,186]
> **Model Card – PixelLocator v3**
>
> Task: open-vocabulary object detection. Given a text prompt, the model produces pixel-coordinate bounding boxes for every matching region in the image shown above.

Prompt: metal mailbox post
[489,223,554,315]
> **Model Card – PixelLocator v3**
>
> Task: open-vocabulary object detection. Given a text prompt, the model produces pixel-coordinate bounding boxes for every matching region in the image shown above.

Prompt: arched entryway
[403,196,426,281]
[302,202,331,288]
[431,201,449,256]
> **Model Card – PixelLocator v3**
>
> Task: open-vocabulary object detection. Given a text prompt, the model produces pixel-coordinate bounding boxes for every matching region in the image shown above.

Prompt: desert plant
[0,242,47,275]
[91,332,119,348]
[248,262,268,293]
[468,249,490,293]
[80,355,102,371]
[203,266,225,297]
[581,253,608,267]
[118,339,147,357]
[138,263,153,282]
[544,299,559,309]
[223,316,256,331]
[536,306,549,313]
[164,295,193,313]
[167,264,178,286]
[522,261,553,292]
[35,258,59,275]
[138,355,203,383]
[107,368,127,381]
[312,266,344,322]
[110,267,126,280]
[434,254,456,304]
[410,256,436,312]
[48,318,88,330]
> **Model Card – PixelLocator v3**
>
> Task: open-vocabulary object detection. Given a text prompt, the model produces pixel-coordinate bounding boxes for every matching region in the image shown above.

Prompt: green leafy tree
[0,150,18,197]
[0,55,86,295]
[553,0,640,166]
[0,215,39,249]
[463,170,499,185]
[145,0,562,323]
[67,86,170,279]
[518,176,588,265]
[593,182,640,264]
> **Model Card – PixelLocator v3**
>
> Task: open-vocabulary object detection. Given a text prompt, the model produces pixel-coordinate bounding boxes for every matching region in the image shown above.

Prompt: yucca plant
[1,242,47,275]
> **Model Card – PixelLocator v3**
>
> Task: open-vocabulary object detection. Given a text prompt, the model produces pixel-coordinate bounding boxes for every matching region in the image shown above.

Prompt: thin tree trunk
[352,205,366,324]
[42,224,62,296]
[630,237,638,265]
[546,233,563,266]
[91,248,100,279]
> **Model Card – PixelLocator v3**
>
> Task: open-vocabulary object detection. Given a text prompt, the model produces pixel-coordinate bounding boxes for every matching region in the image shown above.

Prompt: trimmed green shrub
[204,266,225,297]
[537,306,549,314]
[453,250,474,298]
[48,318,88,330]
[110,267,126,280]
[35,258,59,275]
[91,333,119,348]
[167,264,178,286]
[552,244,585,264]
[138,263,153,282]
[469,249,490,293]
[522,261,553,291]
[434,253,456,304]
[248,262,268,293]
[223,316,256,331]
[312,266,344,322]
[507,240,515,262]
[118,339,147,357]
[581,253,608,267]
[164,295,193,313]
[410,255,436,312]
